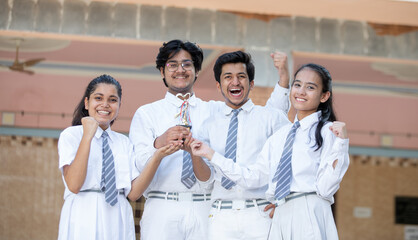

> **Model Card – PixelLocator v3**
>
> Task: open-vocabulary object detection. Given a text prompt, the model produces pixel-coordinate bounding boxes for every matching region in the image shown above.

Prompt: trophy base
[177,124,192,142]
[177,124,192,130]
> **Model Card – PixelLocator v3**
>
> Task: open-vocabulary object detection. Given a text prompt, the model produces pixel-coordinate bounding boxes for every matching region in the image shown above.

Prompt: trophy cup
[175,93,192,131]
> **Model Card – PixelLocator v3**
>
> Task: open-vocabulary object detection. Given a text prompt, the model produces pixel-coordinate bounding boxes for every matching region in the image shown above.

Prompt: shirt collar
[95,127,114,142]
[222,99,254,116]
[294,111,321,130]
[165,91,197,108]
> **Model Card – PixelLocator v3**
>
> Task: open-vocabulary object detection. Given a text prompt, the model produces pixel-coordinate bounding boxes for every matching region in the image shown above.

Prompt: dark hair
[213,51,255,83]
[294,63,336,151]
[72,74,122,126]
[156,39,204,87]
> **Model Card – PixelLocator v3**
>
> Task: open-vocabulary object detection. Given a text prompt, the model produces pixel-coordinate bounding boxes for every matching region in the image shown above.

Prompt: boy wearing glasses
[129,40,290,240]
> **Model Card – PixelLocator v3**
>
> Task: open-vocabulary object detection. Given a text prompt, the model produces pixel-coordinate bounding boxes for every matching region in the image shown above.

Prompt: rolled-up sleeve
[210,150,270,189]
[129,108,158,172]
[316,134,350,200]
[265,83,289,113]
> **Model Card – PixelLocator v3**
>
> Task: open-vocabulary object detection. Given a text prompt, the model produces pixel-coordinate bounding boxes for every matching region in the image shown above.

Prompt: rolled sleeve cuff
[197,169,214,185]
[332,137,349,154]
[211,151,227,170]
[329,138,350,173]
[135,145,157,172]
[274,83,289,96]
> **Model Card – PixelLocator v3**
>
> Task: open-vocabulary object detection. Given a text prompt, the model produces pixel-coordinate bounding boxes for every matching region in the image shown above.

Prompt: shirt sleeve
[210,149,270,190]
[125,140,140,197]
[194,120,216,189]
[57,128,78,172]
[195,158,215,191]
[271,108,291,133]
[316,128,350,200]
[206,110,280,190]
[265,83,290,113]
[261,137,276,203]
[129,108,158,172]
[129,141,140,180]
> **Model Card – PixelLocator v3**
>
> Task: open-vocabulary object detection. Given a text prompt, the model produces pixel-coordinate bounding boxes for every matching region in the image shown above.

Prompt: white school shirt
[264,111,350,204]
[129,84,289,196]
[58,125,139,199]
[197,99,290,202]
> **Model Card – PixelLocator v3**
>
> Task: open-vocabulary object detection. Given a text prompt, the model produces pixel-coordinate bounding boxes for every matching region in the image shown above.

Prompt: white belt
[275,192,317,206]
[147,191,211,201]
[80,189,125,194]
[212,199,271,210]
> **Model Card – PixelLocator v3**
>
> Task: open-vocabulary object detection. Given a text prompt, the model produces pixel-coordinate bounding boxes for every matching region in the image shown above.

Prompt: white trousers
[208,204,272,240]
[268,194,338,240]
[140,198,211,240]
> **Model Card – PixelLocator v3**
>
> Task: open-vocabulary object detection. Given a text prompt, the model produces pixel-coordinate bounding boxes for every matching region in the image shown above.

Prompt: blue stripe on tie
[221,176,235,190]
[181,151,196,189]
[273,121,300,200]
[275,167,290,184]
[102,131,118,206]
[183,163,192,172]
[221,109,242,189]
[103,150,112,160]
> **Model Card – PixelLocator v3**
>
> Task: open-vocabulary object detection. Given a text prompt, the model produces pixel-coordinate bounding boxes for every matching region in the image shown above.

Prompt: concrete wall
[1,0,418,87]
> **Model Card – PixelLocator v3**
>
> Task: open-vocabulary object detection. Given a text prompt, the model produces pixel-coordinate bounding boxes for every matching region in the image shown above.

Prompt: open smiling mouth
[295,97,307,102]
[229,88,242,97]
[174,75,188,79]
[98,110,110,115]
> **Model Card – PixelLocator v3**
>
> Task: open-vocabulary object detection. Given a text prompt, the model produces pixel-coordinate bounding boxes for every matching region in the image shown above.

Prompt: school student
[188,50,290,240]
[57,75,180,240]
[129,40,290,240]
[262,63,350,239]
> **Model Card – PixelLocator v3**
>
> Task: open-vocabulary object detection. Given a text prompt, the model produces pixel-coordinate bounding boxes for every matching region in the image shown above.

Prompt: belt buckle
[232,200,246,210]
[178,192,193,201]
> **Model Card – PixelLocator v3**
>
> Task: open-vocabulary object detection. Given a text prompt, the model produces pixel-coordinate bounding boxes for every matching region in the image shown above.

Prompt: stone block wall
[0,134,147,239]
[337,155,418,240]
[1,134,417,239]
[0,135,63,239]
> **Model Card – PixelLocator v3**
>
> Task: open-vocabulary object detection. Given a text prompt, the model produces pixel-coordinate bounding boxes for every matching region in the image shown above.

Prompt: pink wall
[1,41,417,151]
[294,54,418,150]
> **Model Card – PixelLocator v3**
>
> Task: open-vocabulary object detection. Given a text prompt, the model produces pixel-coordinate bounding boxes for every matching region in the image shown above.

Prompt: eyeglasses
[166,60,194,72]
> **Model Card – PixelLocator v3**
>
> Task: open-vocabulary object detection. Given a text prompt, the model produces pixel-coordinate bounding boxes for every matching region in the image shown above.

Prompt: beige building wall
[0,134,148,239]
[337,155,418,240]
[0,135,63,239]
[1,126,417,240]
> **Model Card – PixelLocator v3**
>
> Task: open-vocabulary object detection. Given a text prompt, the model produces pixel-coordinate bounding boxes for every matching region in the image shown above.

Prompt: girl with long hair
[58,75,181,239]
[264,64,350,239]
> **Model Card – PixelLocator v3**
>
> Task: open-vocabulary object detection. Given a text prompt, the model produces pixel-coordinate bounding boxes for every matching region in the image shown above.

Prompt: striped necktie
[221,108,242,190]
[273,121,300,200]
[181,151,196,188]
[101,131,118,206]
